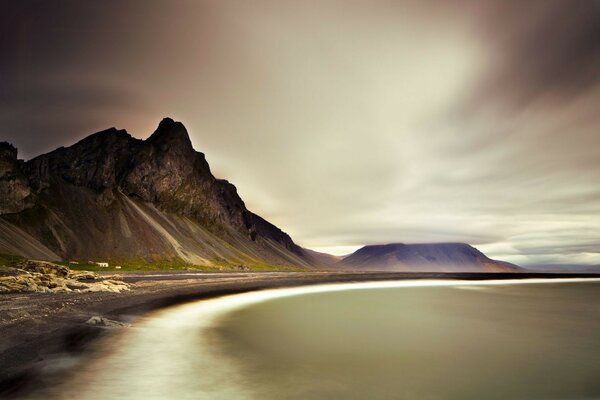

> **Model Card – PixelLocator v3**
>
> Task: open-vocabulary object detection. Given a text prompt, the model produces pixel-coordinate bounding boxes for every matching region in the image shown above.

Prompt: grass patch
[0,253,26,267]
[242,263,308,272]
[2,254,309,273]
[55,259,220,272]
[57,258,309,272]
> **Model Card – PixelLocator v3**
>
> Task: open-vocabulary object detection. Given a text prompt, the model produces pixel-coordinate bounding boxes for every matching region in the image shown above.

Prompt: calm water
[47,280,600,400]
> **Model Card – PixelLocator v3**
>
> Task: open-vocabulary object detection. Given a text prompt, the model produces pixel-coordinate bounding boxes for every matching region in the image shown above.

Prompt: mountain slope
[337,243,521,272]
[0,118,316,269]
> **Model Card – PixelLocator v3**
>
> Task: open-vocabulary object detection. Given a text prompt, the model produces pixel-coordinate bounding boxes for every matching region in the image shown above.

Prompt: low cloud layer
[1,0,599,265]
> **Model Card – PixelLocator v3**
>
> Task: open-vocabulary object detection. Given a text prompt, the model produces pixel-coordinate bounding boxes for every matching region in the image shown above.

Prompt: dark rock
[0,142,18,175]
[0,142,33,214]
[16,260,70,278]
[85,316,130,328]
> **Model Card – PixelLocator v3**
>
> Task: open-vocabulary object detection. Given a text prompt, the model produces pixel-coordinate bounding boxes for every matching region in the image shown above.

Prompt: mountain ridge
[0,118,316,269]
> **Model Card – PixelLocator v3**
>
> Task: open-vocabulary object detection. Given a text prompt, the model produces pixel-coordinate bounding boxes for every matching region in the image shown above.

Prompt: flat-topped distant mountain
[337,242,521,272]
[524,264,600,273]
[0,118,331,269]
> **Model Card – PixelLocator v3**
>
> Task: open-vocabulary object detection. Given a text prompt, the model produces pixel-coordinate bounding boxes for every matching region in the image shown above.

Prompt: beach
[2,271,600,398]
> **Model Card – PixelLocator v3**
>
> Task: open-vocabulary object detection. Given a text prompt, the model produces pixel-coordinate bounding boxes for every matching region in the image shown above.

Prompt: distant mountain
[524,264,600,273]
[0,118,331,269]
[337,243,521,272]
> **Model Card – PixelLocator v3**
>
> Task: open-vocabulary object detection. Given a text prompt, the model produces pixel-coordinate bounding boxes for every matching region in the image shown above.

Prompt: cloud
[0,76,150,158]
[0,0,598,265]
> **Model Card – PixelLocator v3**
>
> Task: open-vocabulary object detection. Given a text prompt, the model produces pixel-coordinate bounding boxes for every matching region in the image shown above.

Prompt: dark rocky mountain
[0,118,330,269]
[337,242,521,272]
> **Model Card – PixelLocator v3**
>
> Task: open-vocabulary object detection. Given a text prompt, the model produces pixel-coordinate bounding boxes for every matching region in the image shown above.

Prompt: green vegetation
[1,252,308,273]
[56,259,216,272]
[0,253,25,267]
[55,257,309,272]
[240,262,307,272]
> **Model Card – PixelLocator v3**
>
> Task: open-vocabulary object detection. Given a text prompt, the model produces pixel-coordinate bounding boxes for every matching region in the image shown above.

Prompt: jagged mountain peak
[0,142,19,174]
[0,118,315,269]
[0,141,17,157]
[147,117,193,149]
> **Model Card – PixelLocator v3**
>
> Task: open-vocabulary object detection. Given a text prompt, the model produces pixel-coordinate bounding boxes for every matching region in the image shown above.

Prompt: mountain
[524,264,600,273]
[337,243,521,272]
[0,118,329,269]
[0,118,520,272]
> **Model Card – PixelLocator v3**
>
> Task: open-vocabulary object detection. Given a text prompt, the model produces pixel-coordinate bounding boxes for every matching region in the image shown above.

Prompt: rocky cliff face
[0,118,312,268]
[338,243,521,272]
[0,143,33,214]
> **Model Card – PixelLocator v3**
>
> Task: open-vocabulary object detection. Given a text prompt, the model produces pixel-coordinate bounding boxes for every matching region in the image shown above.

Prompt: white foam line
[168,277,600,310]
[55,277,600,400]
[167,278,600,323]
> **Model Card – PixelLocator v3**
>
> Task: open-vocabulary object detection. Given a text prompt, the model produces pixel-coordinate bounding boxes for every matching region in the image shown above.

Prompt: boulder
[0,261,130,293]
[85,316,130,328]
[16,260,70,278]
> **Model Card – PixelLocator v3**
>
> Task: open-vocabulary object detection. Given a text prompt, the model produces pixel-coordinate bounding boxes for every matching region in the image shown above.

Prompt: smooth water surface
[47,280,600,400]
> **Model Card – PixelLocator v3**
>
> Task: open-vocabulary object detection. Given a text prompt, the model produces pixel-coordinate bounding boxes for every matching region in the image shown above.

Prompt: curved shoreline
[2,271,600,398]
[39,277,600,399]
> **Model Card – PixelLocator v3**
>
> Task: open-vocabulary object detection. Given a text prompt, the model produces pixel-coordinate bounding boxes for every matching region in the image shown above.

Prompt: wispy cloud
[1,0,598,265]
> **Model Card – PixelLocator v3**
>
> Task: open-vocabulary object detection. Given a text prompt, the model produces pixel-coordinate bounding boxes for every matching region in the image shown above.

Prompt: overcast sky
[1,0,599,265]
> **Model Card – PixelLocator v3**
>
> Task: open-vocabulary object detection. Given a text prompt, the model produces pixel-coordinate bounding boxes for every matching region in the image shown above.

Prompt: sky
[1,0,599,266]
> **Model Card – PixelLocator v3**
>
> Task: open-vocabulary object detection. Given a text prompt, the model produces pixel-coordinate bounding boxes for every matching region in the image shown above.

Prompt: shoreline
[2,271,600,398]
[42,276,600,399]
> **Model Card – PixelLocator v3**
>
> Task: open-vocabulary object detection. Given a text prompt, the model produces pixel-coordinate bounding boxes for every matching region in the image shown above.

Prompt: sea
[45,279,600,400]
